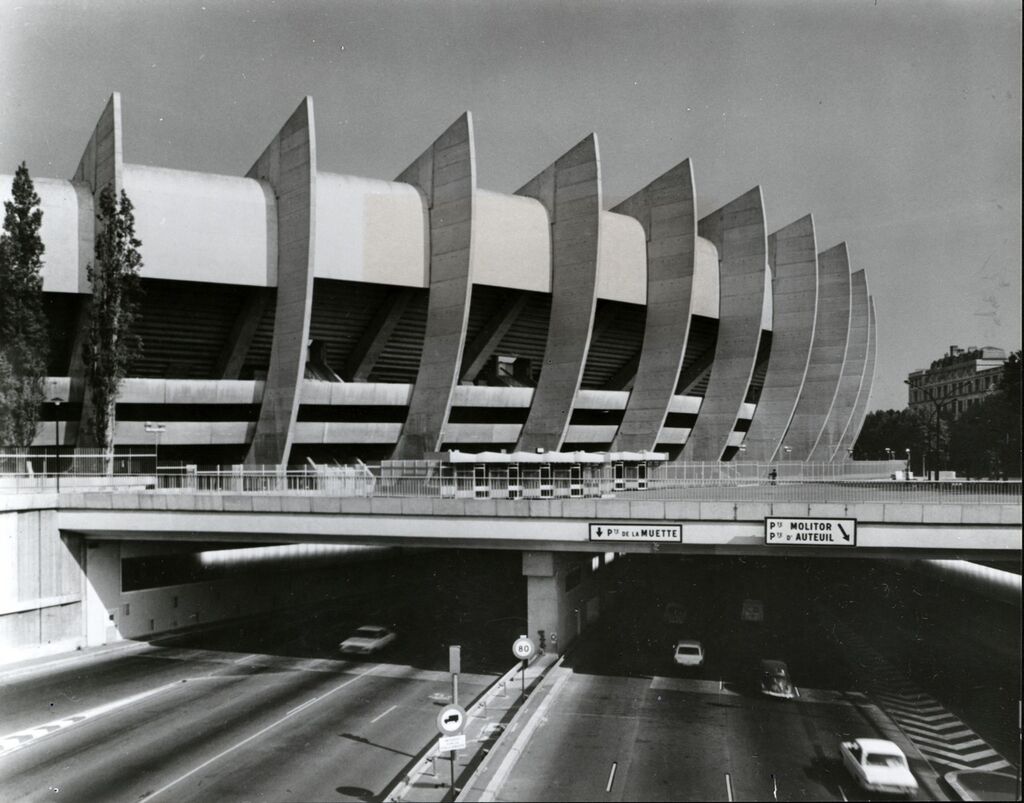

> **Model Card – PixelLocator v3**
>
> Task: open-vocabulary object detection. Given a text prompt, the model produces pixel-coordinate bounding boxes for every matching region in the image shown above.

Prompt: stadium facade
[4,94,876,466]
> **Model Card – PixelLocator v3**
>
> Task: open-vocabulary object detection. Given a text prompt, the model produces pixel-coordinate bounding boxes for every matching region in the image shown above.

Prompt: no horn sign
[765,517,857,546]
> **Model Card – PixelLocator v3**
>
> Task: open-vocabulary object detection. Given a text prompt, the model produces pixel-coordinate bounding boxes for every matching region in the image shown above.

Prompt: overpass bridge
[1,465,1020,665]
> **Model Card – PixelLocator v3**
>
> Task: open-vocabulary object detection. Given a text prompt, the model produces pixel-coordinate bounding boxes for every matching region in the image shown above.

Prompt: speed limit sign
[512,635,536,661]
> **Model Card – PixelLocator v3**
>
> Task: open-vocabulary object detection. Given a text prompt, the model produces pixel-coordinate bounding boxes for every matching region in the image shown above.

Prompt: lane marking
[0,680,185,758]
[371,704,397,724]
[142,664,378,801]
[725,772,734,802]
[605,761,617,793]
[838,783,848,801]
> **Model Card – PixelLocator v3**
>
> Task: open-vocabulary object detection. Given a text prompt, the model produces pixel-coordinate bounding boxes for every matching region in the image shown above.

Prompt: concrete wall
[744,215,819,462]
[315,172,428,287]
[0,176,91,294]
[124,164,277,287]
[472,189,550,291]
[597,211,647,304]
[392,113,477,459]
[611,159,697,452]
[0,510,84,662]
[516,134,603,452]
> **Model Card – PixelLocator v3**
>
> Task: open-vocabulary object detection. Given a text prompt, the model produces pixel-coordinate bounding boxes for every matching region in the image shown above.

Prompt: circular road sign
[512,636,536,661]
[436,704,467,736]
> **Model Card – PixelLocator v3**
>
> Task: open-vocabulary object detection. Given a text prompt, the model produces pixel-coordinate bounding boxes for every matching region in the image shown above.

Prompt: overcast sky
[1,0,1020,411]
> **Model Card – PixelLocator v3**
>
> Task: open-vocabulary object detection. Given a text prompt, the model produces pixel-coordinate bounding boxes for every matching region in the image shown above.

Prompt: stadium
[4,93,876,467]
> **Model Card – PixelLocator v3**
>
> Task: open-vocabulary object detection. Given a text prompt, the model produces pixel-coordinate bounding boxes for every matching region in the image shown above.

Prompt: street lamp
[49,397,65,494]
[884,447,893,460]
[905,448,911,478]
[144,422,166,477]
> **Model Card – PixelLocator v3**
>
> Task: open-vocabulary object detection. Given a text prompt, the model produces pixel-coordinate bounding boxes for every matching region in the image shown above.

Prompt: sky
[1,0,1020,411]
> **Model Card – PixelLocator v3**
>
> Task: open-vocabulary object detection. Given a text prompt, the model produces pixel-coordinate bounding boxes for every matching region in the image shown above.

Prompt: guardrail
[2,460,1020,504]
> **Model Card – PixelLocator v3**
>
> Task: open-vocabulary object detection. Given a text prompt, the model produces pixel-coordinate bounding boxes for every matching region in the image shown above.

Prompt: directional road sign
[765,517,856,546]
[436,703,467,736]
[589,523,682,543]
[512,635,536,661]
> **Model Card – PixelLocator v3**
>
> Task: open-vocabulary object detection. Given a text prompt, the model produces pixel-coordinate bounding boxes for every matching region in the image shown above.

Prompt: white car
[673,640,704,667]
[339,625,397,655]
[840,738,919,796]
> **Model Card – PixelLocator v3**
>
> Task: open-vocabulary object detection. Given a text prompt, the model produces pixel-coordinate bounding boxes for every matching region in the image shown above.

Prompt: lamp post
[905,448,912,478]
[50,397,65,494]
[144,422,166,478]
[884,447,893,461]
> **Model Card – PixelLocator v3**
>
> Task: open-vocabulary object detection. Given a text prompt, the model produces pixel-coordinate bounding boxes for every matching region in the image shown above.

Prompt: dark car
[758,659,796,699]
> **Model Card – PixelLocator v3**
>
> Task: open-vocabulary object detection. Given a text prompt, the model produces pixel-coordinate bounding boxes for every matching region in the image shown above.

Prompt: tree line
[853,353,1022,479]
[0,163,143,454]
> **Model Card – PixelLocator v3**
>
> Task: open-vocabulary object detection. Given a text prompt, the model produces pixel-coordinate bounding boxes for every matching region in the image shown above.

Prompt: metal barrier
[1,454,1020,504]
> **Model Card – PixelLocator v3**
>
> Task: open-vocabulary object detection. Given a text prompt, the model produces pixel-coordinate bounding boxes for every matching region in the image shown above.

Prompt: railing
[1,455,1020,504]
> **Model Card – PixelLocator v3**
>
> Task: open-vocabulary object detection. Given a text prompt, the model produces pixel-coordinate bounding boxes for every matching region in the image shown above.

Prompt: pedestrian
[769,467,777,486]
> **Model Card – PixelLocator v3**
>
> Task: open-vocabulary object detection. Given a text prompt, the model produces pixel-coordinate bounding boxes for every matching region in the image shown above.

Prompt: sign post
[512,635,536,697]
[436,703,467,802]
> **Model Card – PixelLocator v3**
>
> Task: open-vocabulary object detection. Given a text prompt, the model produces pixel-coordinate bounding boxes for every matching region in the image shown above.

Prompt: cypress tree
[82,186,144,459]
[0,163,48,449]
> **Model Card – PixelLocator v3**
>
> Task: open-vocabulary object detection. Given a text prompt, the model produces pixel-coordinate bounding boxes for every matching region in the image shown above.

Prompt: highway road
[486,556,1019,802]
[0,550,524,802]
[1,551,1018,802]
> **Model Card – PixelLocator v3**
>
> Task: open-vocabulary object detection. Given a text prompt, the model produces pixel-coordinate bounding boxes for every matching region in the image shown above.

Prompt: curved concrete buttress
[835,296,876,461]
[69,92,124,447]
[780,243,852,461]
[391,113,477,459]
[744,215,819,462]
[811,267,869,461]
[609,159,697,452]
[685,187,768,461]
[244,97,317,465]
[514,134,602,453]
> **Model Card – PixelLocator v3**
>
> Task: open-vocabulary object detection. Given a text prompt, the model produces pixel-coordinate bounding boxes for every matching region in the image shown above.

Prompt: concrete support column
[780,243,852,461]
[744,215,819,462]
[244,98,317,465]
[515,135,603,453]
[83,541,121,647]
[523,550,601,654]
[686,187,769,461]
[392,113,477,458]
[835,297,876,460]
[812,267,869,461]
[611,159,697,452]
[70,93,124,447]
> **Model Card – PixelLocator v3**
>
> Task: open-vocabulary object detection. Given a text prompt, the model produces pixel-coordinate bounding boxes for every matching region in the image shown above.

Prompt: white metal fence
[1,454,1019,504]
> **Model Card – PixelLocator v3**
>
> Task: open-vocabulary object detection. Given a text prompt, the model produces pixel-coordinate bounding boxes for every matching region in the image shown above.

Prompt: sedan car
[839,738,919,796]
[339,625,397,655]
[673,640,704,667]
[758,659,796,699]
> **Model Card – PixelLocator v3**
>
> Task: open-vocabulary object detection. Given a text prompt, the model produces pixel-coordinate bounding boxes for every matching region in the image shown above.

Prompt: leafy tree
[0,163,48,448]
[852,407,929,464]
[82,186,143,458]
[948,351,1022,478]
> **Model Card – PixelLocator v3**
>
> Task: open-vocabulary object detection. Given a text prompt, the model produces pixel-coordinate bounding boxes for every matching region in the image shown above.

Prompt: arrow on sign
[838,524,850,542]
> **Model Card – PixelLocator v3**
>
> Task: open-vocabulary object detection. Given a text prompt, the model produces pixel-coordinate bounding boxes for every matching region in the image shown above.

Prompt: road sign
[512,635,536,661]
[449,645,461,675]
[589,523,682,543]
[765,517,856,546]
[436,704,467,735]
[438,733,467,752]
